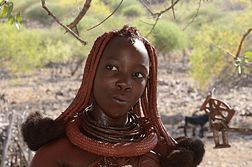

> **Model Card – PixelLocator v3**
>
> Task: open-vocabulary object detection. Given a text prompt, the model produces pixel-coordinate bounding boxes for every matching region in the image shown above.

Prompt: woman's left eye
[106,65,118,71]
[132,72,144,78]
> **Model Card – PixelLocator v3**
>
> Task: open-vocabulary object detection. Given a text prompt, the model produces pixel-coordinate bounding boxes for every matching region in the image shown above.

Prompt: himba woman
[22,26,205,167]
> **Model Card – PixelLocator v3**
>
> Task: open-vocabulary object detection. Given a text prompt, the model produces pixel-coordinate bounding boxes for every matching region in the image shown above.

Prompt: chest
[62,153,139,167]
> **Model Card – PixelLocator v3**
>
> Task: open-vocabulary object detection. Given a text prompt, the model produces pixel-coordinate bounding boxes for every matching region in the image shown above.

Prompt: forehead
[101,37,149,64]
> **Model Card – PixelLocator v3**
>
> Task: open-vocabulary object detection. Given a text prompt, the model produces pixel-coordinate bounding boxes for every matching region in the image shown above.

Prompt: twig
[145,0,180,37]
[139,0,154,16]
[0,111,16,167]
[146,14,161,37]
[183,0,202,30]
[41,0,87,45]
[0,0,7,7]
[71,58,84,76]
[87,0,124,31]
[139,19,153,25]
[157,0,180,16]
[212,44,235,58]
[171,0,176,19]
[67,0,92,34]
[229,127,252,135]
[234,28,252,60]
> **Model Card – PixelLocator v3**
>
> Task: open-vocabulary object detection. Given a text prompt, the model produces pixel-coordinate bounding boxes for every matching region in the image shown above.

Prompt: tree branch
[0,0,7,7]
[171,0,176,19]
[87,0,124,31]
[143,0,180,37]
[235,27,252,60]
[67,0,92,34]
[139,0,154,16]
[41,0,87,45]
[157,0,180,16]
[183,0,202,30]
[146,14,161,37]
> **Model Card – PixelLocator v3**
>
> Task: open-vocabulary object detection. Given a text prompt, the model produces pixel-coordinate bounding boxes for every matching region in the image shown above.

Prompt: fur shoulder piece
[160,137,205,167]
[21,112,65,151]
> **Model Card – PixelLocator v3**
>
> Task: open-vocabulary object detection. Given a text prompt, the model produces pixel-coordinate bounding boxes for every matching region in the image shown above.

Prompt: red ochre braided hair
[56,25,176,157]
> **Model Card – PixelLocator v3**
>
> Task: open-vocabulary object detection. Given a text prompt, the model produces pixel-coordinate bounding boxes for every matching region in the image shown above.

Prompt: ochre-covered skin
[30,137,161,167]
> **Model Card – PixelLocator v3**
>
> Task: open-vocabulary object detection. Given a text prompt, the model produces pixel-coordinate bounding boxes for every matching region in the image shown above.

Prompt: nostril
[116,82,122,90]
[115,81,132,91]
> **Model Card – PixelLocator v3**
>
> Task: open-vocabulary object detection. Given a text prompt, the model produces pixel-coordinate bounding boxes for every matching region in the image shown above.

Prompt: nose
[115,75,133,91]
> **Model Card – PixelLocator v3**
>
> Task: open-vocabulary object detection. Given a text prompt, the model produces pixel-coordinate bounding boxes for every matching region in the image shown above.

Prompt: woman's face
[93,37,149,119]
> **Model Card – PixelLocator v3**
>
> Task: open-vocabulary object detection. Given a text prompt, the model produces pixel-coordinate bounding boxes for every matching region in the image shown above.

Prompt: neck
[88,105,128,127]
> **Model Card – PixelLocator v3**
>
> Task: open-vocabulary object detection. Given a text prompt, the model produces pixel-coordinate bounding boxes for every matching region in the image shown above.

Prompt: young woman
[22,26,204,167]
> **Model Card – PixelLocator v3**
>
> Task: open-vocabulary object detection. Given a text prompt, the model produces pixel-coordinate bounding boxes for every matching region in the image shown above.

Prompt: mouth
[112,96,128,104]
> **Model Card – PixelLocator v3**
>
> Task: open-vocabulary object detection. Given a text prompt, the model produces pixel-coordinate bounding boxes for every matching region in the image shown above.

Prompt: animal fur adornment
[21,112,64,151]
[160,137,205,167]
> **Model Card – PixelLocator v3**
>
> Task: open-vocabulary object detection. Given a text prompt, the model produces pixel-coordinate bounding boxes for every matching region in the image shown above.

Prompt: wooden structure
[200,89,235,148]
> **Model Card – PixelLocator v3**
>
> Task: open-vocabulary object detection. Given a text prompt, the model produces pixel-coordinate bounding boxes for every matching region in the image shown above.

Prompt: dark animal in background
[184,113,209,138]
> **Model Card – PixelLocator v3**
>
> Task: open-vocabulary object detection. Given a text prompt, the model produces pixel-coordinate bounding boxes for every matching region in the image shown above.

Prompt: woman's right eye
[105,65,118,71]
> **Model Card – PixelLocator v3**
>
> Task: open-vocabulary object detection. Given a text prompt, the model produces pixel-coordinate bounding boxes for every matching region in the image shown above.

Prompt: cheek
[134,80,147,98]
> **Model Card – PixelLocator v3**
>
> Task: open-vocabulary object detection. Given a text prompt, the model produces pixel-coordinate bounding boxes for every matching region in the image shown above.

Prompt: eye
[106,64,118,71]
[132,72,144,79]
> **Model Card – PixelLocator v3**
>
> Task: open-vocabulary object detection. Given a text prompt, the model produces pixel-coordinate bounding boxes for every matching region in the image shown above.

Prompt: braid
[144,43,177,146]
[56,32,114,122]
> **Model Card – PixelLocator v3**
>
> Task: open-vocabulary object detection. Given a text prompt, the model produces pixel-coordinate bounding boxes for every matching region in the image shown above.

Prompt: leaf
[15,22,20,30]
[237,65,242,74]
[234,57,242,67]
[15,12,22,24]
[6,1,13,17]
[245,51,252,63]
[0,4,8,18]
[0,0,6,5]
[8,15,15,24]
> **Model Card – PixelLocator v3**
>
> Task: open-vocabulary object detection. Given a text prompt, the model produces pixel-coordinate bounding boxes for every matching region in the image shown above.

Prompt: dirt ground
[0,60,252,166]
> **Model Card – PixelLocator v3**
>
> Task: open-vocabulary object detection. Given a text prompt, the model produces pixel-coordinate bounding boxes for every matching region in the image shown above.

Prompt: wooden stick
[87,0,124,31]
[143,0,180,37]
[228,127,252,134]
[1,111,16,167]
[41,0,87,45]
[235,28,252,60]
[67,0,92,33]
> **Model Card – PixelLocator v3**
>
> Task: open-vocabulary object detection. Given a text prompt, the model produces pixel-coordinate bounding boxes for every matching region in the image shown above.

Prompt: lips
[112,95,128,104]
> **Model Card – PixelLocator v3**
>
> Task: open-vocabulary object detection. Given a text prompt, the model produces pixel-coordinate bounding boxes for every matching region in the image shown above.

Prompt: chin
[104,108,129,119]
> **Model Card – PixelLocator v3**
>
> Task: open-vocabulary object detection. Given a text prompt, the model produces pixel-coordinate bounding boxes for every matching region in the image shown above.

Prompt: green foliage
[245,51,252,63]
[77,14,127,53]
[121,4,144,18]
[0,23,83,72]
[189,25,240,89]
[104,0,142,15]
[24,2,70,25]
[0,0,22,29]
[152,20,188,53]
[88,0,111,16]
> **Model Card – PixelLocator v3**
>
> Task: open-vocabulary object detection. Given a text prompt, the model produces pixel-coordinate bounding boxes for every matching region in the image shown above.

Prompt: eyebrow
[137,64,149,74]
[104,57,149,73]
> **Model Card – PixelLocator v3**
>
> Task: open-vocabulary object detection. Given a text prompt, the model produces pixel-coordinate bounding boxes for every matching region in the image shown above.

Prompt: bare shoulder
[30,137,99,167]
[139,152,161,167]
[30,137,72,167]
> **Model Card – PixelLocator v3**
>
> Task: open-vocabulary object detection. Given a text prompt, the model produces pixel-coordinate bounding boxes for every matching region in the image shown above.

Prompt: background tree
[0,0,252,89]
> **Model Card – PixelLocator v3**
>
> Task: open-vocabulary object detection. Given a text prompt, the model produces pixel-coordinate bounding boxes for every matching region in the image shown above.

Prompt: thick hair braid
[144,43,177,146]
[56,32,114,122]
